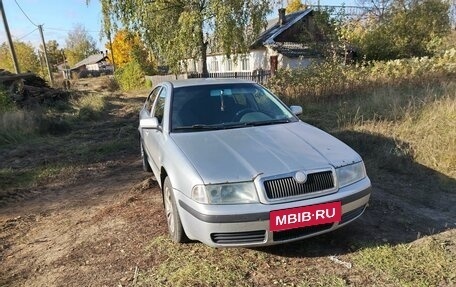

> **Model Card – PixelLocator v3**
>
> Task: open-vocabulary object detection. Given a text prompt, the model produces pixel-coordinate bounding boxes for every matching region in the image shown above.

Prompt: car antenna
[220,89,225,112]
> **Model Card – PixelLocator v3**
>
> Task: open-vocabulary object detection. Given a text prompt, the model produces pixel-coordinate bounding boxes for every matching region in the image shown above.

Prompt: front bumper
[175,177,371,247]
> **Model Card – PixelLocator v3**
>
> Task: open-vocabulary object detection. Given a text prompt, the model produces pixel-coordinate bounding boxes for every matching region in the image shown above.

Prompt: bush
[0,88,15,112]
[267,49,456,100]
[145,78,153,89]
[103,76,120,92]
[340,0,451,61]
[114,60,146,91]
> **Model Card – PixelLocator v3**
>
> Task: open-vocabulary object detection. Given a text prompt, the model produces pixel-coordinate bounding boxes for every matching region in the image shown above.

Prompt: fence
[146,70,272,86]
[188,70,271,84]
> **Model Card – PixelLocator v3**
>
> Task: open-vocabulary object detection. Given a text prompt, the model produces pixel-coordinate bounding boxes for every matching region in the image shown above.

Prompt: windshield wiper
[174,122,251,131]
[249,118,292,126]
[173,124,223,131]
[173,119,291,132]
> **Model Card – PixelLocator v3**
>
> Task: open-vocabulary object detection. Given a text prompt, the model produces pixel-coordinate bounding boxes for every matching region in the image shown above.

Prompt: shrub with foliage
[267,48,456,100]
[340,0,451,61]
[0,88,15,113]
[114,60,146,91]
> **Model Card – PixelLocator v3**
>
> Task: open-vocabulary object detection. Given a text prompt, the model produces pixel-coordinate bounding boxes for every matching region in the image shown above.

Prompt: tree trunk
[199,28,209,77]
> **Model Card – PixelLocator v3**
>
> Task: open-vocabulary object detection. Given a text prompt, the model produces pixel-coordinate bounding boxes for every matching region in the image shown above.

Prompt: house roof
[251,8,313,48]
[71,53,107,70]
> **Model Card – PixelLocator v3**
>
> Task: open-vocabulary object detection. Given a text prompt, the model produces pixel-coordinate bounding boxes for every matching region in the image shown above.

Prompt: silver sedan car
[139,78,371,247]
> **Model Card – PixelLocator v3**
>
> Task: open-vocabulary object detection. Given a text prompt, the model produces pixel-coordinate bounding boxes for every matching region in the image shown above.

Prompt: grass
[138,236,260,286]
[351,237,455,286]
[138,236,354,287]
[0,110,37,146]
[0,168,37,190]
[74,93,106,121]
[138,232,455,286]
[0,80,139,192]
[295,79,455,179]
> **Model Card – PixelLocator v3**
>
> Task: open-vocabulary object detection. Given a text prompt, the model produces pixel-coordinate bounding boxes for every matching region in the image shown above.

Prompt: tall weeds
[268,53,455,179]
[268,48,456,101]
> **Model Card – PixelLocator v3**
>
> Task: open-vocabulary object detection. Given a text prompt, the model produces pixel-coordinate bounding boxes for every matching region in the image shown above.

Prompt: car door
[143,85,168,175]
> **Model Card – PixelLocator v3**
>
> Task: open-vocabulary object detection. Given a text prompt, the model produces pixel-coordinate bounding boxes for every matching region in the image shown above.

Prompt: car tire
[163,177,188,243]
[140,140,152,172]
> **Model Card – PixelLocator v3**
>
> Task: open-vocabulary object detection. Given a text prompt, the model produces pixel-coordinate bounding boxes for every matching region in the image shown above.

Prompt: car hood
[170,122,362,184]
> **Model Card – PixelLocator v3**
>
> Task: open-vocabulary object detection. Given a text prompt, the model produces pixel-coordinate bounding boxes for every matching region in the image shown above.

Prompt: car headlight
[336,162,366,188]
[191,182,259,204]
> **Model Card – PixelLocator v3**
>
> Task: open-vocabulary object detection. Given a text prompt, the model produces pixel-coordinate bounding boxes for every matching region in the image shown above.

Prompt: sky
[0,0,357,51]
[0,0,105,50]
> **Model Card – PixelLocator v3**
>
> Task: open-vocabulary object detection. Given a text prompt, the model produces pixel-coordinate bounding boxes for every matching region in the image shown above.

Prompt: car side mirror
[290,105,303,116]
[140,117,159,129]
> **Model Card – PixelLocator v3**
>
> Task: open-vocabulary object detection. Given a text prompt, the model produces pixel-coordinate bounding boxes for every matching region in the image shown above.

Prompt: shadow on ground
[255,130,455,257]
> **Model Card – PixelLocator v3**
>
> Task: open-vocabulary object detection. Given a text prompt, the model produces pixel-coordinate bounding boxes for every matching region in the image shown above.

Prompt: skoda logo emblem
[295,171,307,183]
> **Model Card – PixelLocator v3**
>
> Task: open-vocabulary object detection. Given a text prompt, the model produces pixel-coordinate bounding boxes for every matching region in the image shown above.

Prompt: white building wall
[86,63,100,71]
[182,47,314,73]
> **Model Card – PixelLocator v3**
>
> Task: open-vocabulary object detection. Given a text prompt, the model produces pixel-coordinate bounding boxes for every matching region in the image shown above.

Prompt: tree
[40,40,65,72]
[95,0,272,75]
[286,0,306,14]
[341,0,451,60]
[357,0,393,20]
[0,41,40,74]
[65,24,98,66]
[107,29,155,73]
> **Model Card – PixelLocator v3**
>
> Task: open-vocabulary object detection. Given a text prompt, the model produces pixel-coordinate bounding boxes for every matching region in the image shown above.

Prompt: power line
[17,27,38,40]
[46,27,102,33]
[14,0,38,27]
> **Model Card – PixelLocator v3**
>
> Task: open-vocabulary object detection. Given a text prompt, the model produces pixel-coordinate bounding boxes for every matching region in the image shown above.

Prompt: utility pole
[0,0,20,73]
[38,24,54,86]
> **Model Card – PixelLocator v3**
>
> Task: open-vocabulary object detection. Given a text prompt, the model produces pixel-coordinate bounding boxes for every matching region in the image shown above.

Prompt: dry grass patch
[351,233,455,286]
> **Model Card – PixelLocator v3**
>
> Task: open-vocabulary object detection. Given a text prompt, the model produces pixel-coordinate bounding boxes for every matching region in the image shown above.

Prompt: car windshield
[171,83,297,132]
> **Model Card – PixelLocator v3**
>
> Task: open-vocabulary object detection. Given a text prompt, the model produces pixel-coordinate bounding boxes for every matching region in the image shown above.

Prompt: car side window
[152,87,167,124]
[145,87,161,114]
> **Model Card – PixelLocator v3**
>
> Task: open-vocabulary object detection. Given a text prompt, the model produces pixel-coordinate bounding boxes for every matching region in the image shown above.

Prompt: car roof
[163,78,256,88]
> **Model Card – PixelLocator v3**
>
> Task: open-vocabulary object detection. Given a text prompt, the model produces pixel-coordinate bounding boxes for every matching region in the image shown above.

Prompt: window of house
[225,58,233,71]
[241,56,250,71]
[211,59,219,72]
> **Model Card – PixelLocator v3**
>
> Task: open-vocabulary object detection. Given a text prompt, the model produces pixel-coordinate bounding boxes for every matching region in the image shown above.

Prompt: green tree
[65,24,98,66]
[94,0,272,75]
[40,40,65,72]
[341,0,451,60]
[0,41,40,74]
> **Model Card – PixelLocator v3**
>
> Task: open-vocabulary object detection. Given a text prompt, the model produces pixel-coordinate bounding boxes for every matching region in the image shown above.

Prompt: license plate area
[270,202,341,232]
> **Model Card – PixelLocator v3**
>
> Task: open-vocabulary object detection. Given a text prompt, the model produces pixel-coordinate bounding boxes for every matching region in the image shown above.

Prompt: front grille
[273,223,333,241]
[211,230,266,244]
[264,171,335,199]
[341,205,366,224]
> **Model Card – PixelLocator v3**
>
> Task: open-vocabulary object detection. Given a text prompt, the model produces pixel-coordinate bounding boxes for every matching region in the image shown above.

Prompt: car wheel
[140,140,152,172]
[163,177,188,243]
